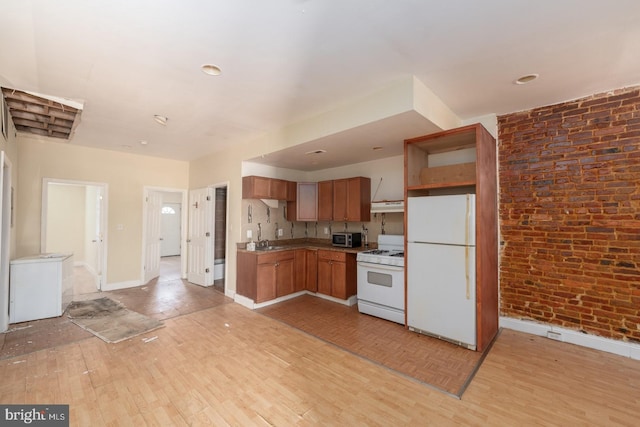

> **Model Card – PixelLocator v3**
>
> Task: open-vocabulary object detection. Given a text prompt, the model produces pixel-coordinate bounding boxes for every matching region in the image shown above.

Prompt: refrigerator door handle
[465,194,471,300]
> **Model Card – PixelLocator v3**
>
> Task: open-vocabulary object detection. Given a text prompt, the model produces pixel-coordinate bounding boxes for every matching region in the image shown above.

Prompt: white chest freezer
[9,253,74,323]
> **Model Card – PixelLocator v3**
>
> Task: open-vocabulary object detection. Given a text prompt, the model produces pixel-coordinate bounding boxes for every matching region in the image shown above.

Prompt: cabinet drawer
[317,250,346,262]
[257,250,294,264]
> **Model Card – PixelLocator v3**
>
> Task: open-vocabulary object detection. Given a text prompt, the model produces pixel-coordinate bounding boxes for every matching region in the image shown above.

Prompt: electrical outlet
[546,331,563,341]
[246,230,252,239]
[278,228,283,237]
[324,227,329,234]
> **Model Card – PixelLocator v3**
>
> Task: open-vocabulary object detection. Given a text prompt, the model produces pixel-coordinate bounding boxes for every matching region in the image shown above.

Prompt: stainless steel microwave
[332,232,362,248]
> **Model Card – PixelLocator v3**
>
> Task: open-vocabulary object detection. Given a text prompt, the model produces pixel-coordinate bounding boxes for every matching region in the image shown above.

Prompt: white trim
[500,316,640,360]
[102,279,141,292]
[234,290,357,310]
[0,151,12,332]
[233,293,255,309]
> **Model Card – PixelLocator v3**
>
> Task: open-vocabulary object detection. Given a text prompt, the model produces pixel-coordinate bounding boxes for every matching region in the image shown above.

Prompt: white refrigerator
[407,194,477,349]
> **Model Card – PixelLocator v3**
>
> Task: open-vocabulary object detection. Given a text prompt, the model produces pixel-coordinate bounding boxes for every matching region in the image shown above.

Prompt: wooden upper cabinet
[404,123,498,352]
[317,180,334,221]
[332,177,371,222]
[242,176,271,199]
[270,179,288,200]
[242,176,294,201]
[286,180,297,202]
[286,182,317,222]
[405,125,484,194]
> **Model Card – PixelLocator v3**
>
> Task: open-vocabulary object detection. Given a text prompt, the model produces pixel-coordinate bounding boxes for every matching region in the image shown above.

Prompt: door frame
[41,178,108,289]
[211,181,229,294]
[0,151,12,332]
[141,186,188,282]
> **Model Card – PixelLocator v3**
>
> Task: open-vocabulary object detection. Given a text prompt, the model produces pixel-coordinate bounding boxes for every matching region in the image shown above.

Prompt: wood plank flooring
[258,294,485,396]
[1,302,639,425]
[2,256,639,425]
[1,257,229,360]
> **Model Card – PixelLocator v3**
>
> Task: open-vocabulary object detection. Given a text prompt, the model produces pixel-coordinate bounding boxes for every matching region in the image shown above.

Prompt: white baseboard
[233,290,357,310]
[233,294,255,309]
[101,280,141,292]
[500,316,640,360]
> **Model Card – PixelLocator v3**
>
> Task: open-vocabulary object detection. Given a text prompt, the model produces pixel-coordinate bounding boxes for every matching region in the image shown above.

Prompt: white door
[85,185,105,289]
[187,188,214,287]
[407,242,477,348]
[143,190,163,283]
[161,203,181,256]
[0,151,12,332]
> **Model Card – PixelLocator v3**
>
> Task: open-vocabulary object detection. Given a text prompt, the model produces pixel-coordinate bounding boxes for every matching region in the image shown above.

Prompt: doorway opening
[142,188,187,285]
[213,186,227,294]
[186,184,228,294]
[41,179,107,297]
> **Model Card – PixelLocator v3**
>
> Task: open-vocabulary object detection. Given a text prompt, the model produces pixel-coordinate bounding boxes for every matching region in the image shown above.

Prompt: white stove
[356,234,404,266]
[356,235,405,324]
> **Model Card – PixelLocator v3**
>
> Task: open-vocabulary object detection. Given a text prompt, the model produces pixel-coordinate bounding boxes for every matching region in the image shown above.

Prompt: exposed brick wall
[498,86,640,343]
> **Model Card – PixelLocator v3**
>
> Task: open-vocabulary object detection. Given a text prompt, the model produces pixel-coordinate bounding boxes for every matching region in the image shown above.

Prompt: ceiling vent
[1,87,83,140]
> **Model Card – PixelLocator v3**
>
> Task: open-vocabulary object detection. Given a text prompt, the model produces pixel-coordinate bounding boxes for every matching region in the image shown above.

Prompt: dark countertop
[237,238,375,255]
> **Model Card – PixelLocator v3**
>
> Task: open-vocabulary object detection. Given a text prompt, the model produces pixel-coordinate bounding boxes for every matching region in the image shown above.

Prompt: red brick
[499,85,640,344]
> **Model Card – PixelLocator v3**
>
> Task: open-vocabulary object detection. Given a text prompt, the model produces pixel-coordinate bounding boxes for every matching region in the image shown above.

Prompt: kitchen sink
[256,245,285,251]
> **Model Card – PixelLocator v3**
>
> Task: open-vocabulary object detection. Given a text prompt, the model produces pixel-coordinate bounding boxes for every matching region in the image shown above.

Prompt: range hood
[371,200,404,213]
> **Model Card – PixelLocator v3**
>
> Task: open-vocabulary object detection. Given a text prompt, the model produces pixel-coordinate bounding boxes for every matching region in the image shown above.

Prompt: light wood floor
[1,299,639,425]
[258,295,484,397]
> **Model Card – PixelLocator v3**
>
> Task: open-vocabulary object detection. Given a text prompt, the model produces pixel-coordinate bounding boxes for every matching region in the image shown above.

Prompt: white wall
[17,137,189,286]
[45,184,85,260]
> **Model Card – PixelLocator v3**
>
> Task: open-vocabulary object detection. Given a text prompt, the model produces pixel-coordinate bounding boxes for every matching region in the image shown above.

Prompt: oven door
[356,261,404,311]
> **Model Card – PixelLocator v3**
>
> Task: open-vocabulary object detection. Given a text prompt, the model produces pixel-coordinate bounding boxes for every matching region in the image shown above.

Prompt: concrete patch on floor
[67,297,164,343]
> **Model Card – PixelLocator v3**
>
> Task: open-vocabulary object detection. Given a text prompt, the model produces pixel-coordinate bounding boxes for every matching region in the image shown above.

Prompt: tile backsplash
[241,199,404,244]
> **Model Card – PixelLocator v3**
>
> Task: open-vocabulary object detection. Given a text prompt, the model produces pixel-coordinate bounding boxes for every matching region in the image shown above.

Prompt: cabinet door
[276,255,295,297]
[330,261,347,299]
[332,179,348,221]
[293,249,306,293]
[297,182,318,221]
[286,181,297,202]
[242,176,271,199]
[317,180,334,221]
[317,258,332,295]
[305,250,317,292]
[271,179,288,200]
[256,262,277,302]
[346,177,371,222]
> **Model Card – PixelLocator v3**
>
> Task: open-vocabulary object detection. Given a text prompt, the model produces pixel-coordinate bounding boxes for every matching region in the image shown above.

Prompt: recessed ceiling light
[514,74,539,85]
[305,149,327,155]
[153,115,168,125]
[201,64,222,76]
[140,140,148,145]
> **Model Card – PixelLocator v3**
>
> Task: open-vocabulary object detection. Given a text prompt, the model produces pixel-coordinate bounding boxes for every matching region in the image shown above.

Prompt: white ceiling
[2,0,640,170]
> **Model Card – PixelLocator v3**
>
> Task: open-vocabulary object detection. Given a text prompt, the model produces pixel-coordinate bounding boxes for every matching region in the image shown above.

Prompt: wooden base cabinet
[237,250,295,303]
[305,249,318,292]
[317,250,356,300]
